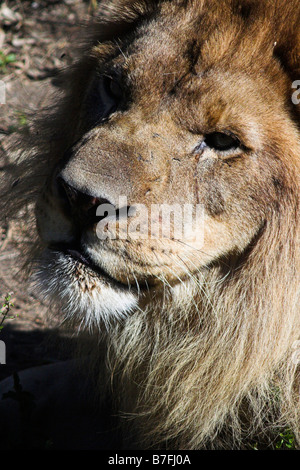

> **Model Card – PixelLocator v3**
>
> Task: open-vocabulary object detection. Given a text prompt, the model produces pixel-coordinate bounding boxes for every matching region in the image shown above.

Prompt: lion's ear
[288,30,300,80]
[282,30,300,121]
[272,8,300,121]
[274,32,300,83]
[273,3,300,82]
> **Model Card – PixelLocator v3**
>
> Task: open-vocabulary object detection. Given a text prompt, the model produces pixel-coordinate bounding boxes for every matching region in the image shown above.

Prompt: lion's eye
[97,75,123,117]
[204,132,240,151]
[102,76,123,101]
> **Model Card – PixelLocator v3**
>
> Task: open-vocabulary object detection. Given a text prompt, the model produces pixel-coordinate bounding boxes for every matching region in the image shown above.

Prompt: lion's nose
[56,176,113,227]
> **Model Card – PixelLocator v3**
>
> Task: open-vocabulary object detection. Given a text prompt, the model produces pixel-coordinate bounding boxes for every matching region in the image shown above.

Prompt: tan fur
[1,0,299,449]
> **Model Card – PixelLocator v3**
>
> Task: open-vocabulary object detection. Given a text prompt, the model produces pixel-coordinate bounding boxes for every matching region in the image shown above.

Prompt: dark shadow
[0,324,123,450]
[0,322,79,382]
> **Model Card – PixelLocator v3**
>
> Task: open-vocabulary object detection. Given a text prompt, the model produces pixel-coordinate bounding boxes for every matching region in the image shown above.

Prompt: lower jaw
[31,249,140,328]
[47,245,135,290]
[40,248,167,314]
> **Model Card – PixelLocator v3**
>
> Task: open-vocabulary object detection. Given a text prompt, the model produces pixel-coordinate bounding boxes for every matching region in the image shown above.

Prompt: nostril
[85,198,113,225]
[56,176,116,227]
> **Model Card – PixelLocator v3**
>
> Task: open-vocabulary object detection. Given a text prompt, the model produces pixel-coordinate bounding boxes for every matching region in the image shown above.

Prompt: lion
[0,0,299,450]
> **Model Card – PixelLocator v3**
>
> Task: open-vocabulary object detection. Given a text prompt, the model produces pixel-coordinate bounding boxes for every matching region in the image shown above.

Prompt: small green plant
[275,429,296,450]
[89,0,98,12]
[16,111,27,127]
[0,51,16,73]
[8,110,29,134]
[0,292,17,332]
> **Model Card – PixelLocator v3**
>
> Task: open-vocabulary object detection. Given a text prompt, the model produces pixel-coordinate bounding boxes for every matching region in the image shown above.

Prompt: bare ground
[0,0,93,381]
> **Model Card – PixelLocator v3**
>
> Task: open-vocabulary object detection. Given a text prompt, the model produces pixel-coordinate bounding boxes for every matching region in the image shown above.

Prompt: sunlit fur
[0,0,299,449]
[31,249,138,331]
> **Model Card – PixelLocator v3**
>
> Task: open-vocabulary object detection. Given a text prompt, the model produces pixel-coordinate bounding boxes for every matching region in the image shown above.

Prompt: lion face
[33,0,299,328]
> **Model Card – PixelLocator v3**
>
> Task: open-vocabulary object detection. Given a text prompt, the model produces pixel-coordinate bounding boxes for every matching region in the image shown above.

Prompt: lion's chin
[31,248,138,330]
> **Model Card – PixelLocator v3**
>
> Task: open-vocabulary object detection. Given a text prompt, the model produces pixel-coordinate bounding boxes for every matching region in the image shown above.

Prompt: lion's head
[2,0,300,449]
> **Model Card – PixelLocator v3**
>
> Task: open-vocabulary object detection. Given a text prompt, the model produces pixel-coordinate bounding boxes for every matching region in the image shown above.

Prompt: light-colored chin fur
[31,249,138,331]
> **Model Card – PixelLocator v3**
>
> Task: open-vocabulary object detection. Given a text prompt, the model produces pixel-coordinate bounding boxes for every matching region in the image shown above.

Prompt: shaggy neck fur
[107,197,299,449]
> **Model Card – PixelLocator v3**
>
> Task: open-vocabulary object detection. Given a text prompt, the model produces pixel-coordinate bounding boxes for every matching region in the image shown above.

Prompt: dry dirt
[0,0,94,381]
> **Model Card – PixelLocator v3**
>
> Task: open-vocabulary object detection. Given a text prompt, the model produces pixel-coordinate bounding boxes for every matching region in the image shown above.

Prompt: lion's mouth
[48,242,128,288]
[33,242,140,324]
